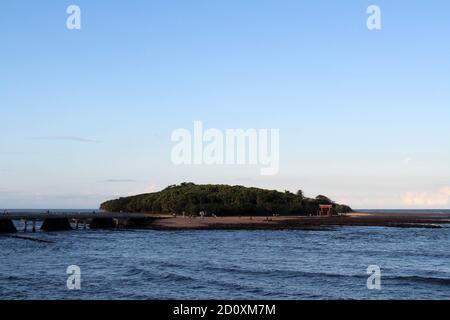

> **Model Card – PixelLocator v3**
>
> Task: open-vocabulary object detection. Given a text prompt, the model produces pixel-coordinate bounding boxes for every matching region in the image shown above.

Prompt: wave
[202,264,365,281]
[387,275,450,286]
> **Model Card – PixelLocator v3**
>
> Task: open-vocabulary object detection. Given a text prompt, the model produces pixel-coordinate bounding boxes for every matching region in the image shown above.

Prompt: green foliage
[315,195,333,204]
[100,183,352,215]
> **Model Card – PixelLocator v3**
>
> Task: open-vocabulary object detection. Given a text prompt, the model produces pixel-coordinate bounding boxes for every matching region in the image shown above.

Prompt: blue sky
[1,0,449,209]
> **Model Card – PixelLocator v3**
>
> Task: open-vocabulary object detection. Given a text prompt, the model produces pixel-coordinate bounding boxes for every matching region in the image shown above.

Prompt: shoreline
[143,212,450,231]
[2,212,449,233]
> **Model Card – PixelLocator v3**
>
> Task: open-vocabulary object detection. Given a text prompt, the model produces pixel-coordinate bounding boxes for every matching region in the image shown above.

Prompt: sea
[1,209,449,300]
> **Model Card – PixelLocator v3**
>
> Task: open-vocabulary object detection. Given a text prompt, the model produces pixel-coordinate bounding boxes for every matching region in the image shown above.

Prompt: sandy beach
[145,212,450,230]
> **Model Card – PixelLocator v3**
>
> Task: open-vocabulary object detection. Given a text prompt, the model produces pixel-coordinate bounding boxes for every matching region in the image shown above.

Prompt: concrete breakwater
[0,212,156,233]
[0,219,17,233]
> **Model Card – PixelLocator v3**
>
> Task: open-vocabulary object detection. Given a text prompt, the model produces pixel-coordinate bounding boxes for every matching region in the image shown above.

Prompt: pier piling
[0,219,17,233]
[89,218,116,229]
[41,218,72,231]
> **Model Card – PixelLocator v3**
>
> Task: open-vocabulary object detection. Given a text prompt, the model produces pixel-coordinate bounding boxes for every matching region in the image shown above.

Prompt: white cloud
[401,187,450,207]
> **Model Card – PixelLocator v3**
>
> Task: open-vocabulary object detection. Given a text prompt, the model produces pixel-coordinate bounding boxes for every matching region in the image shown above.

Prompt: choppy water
[1,214,450,299]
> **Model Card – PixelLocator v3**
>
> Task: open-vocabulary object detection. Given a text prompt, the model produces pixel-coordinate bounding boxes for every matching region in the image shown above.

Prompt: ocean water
[1,211,449,300]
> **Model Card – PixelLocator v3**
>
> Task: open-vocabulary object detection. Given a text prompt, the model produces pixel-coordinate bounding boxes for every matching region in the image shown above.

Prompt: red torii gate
[319,205,333,217]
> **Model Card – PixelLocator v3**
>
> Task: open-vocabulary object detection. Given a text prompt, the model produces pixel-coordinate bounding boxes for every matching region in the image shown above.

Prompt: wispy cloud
[34,136,100,143]
[401,187,450,207]
[101,179,137,183]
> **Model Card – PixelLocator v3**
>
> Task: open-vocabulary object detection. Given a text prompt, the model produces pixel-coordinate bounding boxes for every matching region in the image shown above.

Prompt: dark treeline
[100,183,352,216]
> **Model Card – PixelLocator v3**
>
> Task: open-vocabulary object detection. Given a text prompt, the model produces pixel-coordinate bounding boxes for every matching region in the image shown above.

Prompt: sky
[1,0,450,209]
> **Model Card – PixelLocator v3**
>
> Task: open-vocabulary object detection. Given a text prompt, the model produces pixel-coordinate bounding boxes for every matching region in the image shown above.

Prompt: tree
[315,195,333,204]
[100,183,351,216]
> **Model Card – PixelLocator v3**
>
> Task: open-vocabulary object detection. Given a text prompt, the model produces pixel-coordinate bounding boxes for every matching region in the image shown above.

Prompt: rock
[117,217,155,229]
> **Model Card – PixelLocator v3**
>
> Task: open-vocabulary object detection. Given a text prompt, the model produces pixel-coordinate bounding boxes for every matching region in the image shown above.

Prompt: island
[100,182,353,216]
[98,183,450,230]
[1,184,449,233]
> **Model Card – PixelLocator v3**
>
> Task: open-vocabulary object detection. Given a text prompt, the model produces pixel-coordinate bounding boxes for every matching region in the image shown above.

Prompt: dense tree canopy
[100,183,352,216]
